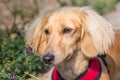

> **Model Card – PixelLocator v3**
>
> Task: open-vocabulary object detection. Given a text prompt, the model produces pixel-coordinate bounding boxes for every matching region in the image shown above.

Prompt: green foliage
[74,0,117,14]
[60,0,118,14]
[60,2,68,7]
[90,0,117,14]
[0,29,47,80]
[71,0,89,6]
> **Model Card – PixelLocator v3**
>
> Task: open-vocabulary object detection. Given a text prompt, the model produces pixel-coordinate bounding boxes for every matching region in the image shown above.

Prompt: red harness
[52,58,102,80]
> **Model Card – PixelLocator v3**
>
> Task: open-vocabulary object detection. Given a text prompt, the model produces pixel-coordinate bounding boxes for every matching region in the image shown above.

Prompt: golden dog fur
[26,7,120,80]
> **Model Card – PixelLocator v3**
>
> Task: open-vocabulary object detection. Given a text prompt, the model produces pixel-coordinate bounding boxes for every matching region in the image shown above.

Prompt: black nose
[42,54,54,65]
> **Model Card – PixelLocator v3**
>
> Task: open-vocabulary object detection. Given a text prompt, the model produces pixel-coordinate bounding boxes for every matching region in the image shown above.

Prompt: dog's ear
[80,8,114,57]
[25,11,53,55]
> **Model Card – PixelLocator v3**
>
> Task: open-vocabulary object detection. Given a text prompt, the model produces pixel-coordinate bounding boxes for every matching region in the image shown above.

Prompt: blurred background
[0,0,120,80]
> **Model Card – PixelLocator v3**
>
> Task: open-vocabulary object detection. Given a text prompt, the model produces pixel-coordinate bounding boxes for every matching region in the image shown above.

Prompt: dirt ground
[104,1,120,29]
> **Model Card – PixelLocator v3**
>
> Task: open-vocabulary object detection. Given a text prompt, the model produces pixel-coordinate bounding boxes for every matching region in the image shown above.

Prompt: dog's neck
[56,51,89,80]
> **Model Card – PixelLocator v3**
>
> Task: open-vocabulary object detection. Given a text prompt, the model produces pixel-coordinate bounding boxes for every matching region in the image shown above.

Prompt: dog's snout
[42,54,55,65]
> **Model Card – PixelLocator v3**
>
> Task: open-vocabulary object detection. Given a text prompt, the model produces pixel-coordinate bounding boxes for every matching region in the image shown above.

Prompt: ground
[104,2,120,29]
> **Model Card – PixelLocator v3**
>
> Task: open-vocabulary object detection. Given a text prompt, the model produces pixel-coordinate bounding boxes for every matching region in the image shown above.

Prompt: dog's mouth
[66,54,72,60]
[63,53,73,62]
[56,53,73,66]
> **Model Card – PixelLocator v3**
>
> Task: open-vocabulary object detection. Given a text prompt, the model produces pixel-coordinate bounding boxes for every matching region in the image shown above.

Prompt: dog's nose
[42,54,54,65]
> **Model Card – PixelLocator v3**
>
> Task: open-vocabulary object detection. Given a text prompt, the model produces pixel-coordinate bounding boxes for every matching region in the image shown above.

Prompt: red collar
[52,58,102,80]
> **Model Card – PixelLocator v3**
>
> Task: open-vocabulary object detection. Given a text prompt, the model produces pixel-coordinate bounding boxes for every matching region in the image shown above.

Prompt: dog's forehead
[50,9,79,21]
[46,8,81,29]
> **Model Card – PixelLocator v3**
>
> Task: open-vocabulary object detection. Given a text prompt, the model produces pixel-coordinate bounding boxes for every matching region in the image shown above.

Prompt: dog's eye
[63,27,73,34]
[44,29,49,35]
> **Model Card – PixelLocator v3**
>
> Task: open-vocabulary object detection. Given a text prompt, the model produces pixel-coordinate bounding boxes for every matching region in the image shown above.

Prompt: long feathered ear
[25,11,53,54]
[80,8,114,57]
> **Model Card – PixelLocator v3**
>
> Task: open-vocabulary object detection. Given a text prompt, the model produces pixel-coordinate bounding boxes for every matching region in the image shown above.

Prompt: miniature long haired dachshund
[26,7,120,80]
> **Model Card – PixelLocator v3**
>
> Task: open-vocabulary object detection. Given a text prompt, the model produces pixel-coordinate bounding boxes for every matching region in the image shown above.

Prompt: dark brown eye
[63,27,73,34]
[44,29,49,35]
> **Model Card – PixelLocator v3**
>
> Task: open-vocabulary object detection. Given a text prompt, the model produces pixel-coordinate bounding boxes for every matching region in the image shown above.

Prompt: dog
[26,7,120,80]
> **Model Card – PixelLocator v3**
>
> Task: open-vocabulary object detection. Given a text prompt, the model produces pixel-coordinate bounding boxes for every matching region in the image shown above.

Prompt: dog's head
[26,7,114,65]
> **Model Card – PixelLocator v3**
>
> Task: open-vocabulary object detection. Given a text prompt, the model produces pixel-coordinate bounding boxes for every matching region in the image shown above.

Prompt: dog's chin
[43,62,55,67]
